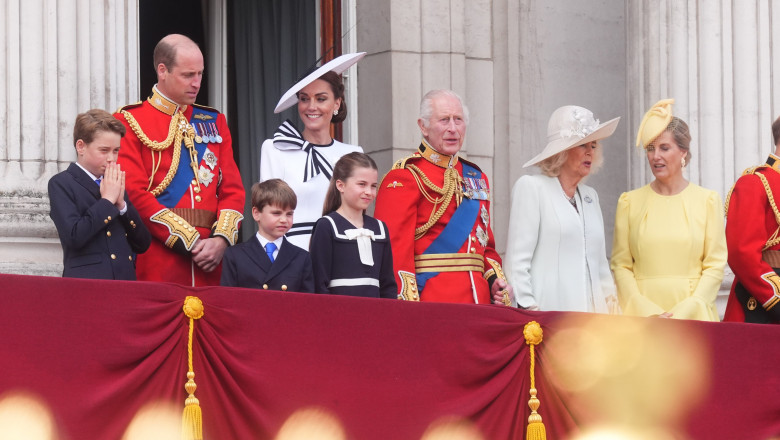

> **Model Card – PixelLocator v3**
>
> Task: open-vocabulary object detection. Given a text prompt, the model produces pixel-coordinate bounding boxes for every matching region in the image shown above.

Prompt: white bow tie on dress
[344,228,375,266]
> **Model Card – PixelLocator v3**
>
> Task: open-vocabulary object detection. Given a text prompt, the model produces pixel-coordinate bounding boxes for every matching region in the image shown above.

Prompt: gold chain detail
[724,166,757,217]
[407,164,462,240]
[121,109,181,151]
[121,110,198,197]
[753,171,780,250]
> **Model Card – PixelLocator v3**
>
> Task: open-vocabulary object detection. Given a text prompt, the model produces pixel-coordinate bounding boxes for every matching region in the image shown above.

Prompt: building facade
[3,0,779,312]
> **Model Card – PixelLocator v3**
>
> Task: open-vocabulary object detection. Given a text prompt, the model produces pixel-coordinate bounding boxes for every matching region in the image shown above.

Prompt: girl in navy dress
[309,152,397,298]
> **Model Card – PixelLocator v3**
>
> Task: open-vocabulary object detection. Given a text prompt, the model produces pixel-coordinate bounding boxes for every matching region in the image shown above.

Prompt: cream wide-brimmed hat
[273,52,366,114]
[523,105,620,168]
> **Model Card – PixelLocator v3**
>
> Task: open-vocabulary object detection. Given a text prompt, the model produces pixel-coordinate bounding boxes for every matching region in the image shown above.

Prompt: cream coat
[504,174,616,312]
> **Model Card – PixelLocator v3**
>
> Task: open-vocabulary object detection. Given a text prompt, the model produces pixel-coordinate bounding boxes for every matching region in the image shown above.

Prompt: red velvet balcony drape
[1,274,779,439]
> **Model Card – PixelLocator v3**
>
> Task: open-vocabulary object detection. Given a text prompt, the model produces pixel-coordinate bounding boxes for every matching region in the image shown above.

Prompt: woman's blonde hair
[537,141,604,177]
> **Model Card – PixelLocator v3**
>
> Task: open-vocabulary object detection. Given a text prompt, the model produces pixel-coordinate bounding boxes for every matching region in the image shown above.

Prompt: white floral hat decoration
[523,105,620,168]
[274,52,366,113]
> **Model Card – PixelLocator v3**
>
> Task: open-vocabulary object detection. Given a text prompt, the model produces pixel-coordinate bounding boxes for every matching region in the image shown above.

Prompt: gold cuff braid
[150,209,201,251]
[484,258,507,282]
[213,209,243,246]
[397,271,419,301]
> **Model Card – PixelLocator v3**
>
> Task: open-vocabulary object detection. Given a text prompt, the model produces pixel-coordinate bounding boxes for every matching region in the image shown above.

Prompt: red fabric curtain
[1,274,779,439]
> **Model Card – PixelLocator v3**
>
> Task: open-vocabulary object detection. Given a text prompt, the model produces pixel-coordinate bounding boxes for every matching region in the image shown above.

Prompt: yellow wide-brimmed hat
[523,105,620,168]
[274,52,366,114]
[635,98,674,148]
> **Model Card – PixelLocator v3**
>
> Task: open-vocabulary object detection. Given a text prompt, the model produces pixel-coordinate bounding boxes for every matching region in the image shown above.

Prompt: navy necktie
[265,242,277,263]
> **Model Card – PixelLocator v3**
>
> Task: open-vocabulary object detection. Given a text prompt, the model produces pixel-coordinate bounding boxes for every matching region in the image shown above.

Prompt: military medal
[210,122,223,143]
[193,123,203,144]
[198,165,215,186]
[481,205,489,226]
[206,123,217,143]
[476,225,488,247]
[203,148,218,170]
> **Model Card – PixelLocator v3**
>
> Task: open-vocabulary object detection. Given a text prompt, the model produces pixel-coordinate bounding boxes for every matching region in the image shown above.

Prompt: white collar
[75,162,100,181]
[256,232,283,250]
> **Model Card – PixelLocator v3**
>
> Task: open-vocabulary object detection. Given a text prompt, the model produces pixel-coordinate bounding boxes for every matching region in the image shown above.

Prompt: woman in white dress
[505,105,620,313]
[260,53,365,249]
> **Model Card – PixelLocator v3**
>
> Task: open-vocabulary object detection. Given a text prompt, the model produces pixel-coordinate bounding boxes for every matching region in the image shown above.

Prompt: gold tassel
[524,321,546,440]
[182,296,205,440]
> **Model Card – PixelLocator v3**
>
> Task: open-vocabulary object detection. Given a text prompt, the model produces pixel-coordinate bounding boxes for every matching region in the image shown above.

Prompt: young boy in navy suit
[48,109,151,280]
[220,179,315,292]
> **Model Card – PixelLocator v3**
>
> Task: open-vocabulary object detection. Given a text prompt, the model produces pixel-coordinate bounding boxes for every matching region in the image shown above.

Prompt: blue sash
[156,107,217,207]
[416,162,481,292]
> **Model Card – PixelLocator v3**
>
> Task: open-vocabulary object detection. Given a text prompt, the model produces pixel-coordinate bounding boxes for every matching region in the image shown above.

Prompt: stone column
[0,0,139,275]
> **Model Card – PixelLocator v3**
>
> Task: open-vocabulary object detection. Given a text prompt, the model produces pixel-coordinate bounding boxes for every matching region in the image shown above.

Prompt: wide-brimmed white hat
[523,105,620,168]
[273,52,367,114]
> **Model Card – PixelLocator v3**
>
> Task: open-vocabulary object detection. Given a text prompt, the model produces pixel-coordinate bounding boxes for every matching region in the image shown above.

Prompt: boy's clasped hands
[100,162,126,212]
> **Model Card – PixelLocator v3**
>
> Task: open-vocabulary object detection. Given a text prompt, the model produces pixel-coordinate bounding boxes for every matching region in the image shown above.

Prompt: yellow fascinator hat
[635,98,674,148]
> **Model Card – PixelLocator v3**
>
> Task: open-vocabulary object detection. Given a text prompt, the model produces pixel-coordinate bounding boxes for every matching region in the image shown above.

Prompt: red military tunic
[374,141,507,304]
[115,87,245,286]
[724,154,780,323]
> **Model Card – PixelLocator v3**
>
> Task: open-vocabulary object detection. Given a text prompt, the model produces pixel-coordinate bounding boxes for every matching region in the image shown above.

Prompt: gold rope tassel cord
[182,296,205,440]
[523,321,546,440]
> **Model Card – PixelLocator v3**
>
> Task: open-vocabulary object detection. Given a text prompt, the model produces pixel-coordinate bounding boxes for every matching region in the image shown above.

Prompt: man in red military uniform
[374,89,512,305]
[724,115,780,323]
[115,34,244,286]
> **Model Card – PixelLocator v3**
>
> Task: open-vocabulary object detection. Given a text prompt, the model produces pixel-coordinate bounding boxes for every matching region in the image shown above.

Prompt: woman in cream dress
[505,105,620,313]
[611,99,727,320]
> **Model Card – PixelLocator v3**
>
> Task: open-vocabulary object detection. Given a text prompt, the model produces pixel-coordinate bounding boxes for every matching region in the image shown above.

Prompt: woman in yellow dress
[610,99,727,320]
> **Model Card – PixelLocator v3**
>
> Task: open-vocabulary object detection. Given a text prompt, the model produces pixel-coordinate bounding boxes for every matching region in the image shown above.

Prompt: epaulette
[742,165,764,176]
[115,101,143,114]
[191,103,220,113]
[390,153,422,170]
[726,164,775,218]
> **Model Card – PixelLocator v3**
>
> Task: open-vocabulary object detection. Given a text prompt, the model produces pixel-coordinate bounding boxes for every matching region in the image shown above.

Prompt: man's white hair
[419,89,470,127]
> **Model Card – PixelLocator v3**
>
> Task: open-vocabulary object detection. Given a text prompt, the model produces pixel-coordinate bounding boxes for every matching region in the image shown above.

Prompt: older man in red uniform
[724,116,780,323]
[374,89,512,305]
[115,34,244,286]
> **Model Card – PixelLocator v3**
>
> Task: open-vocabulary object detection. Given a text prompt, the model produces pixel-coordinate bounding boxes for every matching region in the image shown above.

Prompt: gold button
[281,285,288,291]
[168,212,174,217]
[471,247,476,252]
[106,231,112,237]
[111,254,116,260]
[194,187,201,193]
[128,255,133,261]
[195,195,202,202]
[192,180,197,185]
[107,216,112,221]
[177,220,183,225]
[104,219,109,224]
[262,284,268,290]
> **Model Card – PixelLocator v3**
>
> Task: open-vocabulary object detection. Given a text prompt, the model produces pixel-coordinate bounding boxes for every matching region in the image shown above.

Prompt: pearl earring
[333,109,339,116]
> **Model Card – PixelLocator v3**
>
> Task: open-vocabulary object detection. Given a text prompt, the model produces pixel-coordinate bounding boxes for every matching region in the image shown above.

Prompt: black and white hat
[274,52,367,114]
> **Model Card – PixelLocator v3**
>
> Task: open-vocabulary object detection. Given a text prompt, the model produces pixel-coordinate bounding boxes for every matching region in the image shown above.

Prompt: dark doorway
[138,0,210,104]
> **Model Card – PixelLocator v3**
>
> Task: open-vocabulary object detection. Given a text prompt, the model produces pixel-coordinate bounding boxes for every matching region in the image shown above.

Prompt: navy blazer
[220,236,315,293]
[48,163,151,280]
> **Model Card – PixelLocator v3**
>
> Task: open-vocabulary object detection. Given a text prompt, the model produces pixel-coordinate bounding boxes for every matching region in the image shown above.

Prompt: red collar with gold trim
[418,140,459,169]
[147,86,180,116]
